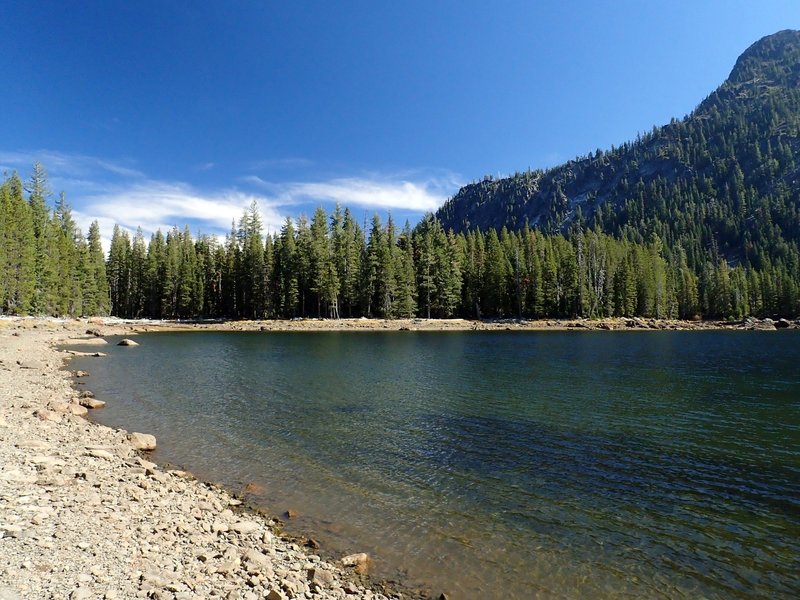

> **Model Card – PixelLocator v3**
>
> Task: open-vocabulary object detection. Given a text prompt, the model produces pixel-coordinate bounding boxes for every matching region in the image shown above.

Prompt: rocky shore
[79,315,800,333]
[0,320,393,600]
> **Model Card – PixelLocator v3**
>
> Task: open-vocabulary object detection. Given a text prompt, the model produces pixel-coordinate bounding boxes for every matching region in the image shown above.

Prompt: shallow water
[72,330,800,599]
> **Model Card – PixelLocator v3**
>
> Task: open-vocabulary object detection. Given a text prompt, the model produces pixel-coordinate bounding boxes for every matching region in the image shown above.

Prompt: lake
[71,330,800,599]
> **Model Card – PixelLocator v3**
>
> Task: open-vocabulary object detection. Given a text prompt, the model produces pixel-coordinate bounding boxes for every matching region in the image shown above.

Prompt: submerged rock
[117,338,139,346]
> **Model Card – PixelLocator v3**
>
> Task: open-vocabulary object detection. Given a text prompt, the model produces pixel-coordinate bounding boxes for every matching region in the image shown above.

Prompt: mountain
[436,30,800,273]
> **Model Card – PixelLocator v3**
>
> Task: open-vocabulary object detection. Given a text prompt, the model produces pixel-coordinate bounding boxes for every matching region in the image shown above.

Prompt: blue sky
[1,1,798,246]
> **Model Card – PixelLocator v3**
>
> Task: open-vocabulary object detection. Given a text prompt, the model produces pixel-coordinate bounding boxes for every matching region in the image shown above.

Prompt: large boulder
[78,397,106,409]
[128,432,157,451]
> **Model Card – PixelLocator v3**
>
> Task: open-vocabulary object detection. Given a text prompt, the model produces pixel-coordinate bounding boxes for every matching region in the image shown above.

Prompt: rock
[70,589,93,600]
[79,397,106,409]
[307,568,334,588]
[242,548,269,568]
[285,509,299,519]
[17,359,45,369]
[1,524,25,538]
[86,328,103,337]
[74,370,90,377]
[342,581,360,594]
[67,403,89,417]
[79,390,95,398]
[117,338,139,346]
[776,318,791,329]
[438,594,451,600]
[128,432,157,451]
[231,521,260,535]
[305,538,321,549]
[340,553,369,567]
[34,408,62,423]
[88,448,115,460]
[266,590,285,600]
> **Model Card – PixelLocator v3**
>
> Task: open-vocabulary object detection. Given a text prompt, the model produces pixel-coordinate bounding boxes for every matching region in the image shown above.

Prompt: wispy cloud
[0,150,144,180]
[75,181,287,241]
[246,172,461,213]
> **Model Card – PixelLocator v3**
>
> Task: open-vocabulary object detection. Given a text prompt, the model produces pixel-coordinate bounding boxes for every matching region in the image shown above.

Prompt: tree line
[2,165,798,321]
[0,166,108,317]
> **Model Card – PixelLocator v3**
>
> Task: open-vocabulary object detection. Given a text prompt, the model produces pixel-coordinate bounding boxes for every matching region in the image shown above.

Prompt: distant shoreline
[57,315,800,334]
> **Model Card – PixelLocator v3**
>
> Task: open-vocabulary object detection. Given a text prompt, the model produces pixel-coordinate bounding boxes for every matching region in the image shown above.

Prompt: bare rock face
[127,431,157,451]
[117,338,139,347]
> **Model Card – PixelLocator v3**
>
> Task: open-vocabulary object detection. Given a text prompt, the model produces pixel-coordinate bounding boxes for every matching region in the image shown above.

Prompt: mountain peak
[727,29,800,86]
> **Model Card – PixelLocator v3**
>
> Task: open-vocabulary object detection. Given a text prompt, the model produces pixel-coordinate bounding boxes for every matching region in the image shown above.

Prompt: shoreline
[43,314,800,334]
[0,319,414,600]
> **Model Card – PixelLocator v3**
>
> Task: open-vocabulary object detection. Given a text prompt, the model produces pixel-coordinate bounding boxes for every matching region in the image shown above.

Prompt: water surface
[72,330,800,599]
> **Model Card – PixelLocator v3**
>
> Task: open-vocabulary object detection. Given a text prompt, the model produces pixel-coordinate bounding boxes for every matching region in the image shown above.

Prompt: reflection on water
[73,330,800,599]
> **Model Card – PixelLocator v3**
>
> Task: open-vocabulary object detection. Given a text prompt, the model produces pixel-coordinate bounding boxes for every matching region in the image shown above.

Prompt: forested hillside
[2,31,800,321]
[437,30,800,294]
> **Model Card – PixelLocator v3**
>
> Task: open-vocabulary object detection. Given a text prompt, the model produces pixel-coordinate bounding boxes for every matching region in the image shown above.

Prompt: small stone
[18,359,45,369]
[67,403,89,417]
[212,520,229,533]
[88,449,115,460]
[70,589,93,600]
[34,409,62,423]
[231,520,260,535]
[307,568,334,588]
[266,590,285,600]
[285,509,299,519]
[74,370,90,377]
[216,560,239,575]
[128,432,157,451]
[342,581,360,594]
[1,524,24,538]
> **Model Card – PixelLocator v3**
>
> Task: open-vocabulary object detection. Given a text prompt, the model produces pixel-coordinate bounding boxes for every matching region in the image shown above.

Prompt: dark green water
[72,331,800,599]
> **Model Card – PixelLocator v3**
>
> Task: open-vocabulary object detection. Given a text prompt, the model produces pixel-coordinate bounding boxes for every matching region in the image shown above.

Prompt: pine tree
[1,174,36,314]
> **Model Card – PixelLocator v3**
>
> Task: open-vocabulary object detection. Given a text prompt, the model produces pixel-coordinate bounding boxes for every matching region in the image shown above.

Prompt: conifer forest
[1,162,797,322]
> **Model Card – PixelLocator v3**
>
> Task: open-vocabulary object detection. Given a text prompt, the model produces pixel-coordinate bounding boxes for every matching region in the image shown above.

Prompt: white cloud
[76,181,287,243]
[0,149,462,254]
[246,172,461,213]
[0,150,144,180]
